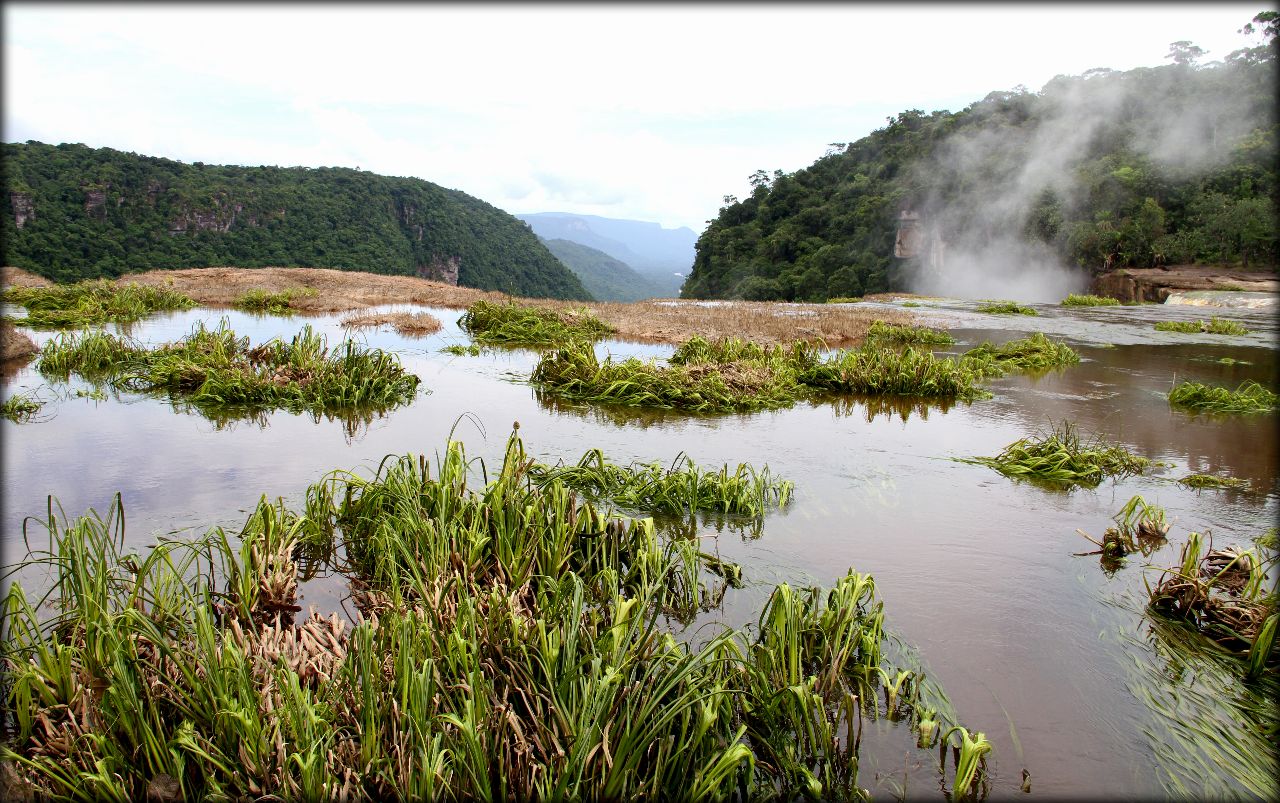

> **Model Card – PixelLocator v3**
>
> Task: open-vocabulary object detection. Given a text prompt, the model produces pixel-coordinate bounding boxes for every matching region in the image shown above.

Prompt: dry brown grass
[340,310,443,336]
[3,267,913,347]
[1,319,39,365]
[1,266,52,289]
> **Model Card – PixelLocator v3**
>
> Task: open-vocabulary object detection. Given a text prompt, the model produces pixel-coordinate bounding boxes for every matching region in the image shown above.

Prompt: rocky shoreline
[1091,265,1279,304]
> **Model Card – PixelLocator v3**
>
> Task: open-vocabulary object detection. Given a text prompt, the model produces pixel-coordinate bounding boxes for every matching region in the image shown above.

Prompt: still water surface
[2,297,1277,799]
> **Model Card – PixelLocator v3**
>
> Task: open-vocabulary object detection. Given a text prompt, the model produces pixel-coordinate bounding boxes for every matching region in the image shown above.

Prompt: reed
[1178,474,1250,491]
[1061,294,1120,307]
[1,389,44,423]
[2,279,195,328]
[961,332,1080,376]
[960,421,1151,487]
[976,300,1037,316]
[865,320,955,346]
[1167,380,1277,414]
[1154,318,1250,335]
[36,319,420,420]
[1,430,975,800]
[233,287,318,314]
[458,299,614,346]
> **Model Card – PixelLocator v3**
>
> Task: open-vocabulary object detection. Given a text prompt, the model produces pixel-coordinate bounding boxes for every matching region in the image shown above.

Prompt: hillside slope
[683,15,1277,302]
[517,212,694,296]
[2,142,591,300]
[541,238,670,301]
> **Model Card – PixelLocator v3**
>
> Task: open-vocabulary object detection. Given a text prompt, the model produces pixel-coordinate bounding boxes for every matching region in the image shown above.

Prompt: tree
[1166,40,1206,66]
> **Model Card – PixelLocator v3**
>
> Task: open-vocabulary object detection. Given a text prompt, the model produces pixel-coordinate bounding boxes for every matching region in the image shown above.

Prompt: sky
[3,3,1267,233]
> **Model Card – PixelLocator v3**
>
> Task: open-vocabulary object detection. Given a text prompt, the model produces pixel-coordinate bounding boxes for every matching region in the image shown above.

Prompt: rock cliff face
[10,193,34,229]
[417,255,460,285]
[1092,266,1279,303]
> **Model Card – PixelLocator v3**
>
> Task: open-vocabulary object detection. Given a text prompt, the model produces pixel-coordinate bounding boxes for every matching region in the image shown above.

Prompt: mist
[899,55,1273,302]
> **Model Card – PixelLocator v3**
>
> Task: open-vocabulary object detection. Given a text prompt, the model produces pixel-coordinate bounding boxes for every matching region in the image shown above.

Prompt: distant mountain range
[3,141,591,300]
[516,212,696,297]
[539,238,670,302]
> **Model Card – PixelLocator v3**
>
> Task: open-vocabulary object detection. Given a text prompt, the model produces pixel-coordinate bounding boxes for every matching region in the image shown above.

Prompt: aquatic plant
[1178,474,1250,491]
[1078,495,1170,561]
[960,421,1151,487]
[233,287,317,314]
[1167,380,1277,414]
[458,299,614,346]
[1061,293,1121,307]
[961,332,1080,376]
[2,279,195,328]
[0,430,973,800]
[798,344,992,401]
[976,300,1037,315]
[826,296,863,303]
[36,320,420,419]
[1154,318,1250,335]
[528,447,793,518]
[1,389,44,423]
[900,301,922,308]
[865,320,955,346]
[1146,530,1276,677]
[440,343,484,356]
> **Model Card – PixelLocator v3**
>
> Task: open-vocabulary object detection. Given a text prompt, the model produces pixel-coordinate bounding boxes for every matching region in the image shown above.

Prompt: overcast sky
[3,3,1267,232]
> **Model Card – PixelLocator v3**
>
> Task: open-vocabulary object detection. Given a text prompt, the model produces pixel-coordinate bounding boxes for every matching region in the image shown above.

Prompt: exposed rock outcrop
[417,255,460,286]
[10,193,35,229]
[1091,266,1279,304]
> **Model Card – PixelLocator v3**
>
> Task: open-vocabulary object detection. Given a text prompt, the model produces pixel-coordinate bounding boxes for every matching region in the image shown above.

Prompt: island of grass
[1167,380,1277,414]
[865,320,955,346]
[1,430,982,800]
[36,320,421,420]
[459,299,614,346]
[958,421,1151,487]
[1061,293,1121,307]
[977,300,1038,315]
[1178,473,1250,490]
[1154,318,1250,335]
[960,331,1081,376]
[2,278,196,328]
[233,287,319,314]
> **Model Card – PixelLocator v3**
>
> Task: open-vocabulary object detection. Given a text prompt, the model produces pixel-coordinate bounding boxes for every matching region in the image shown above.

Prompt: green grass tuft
[1178,473,1250,490]
[440,343,484,356]
[1154,318,1250,335]
[961,332,1081,376]
[1061,294,1121,307]
[865,320,955,346]
[977,300,1037,315]
[1168,380,1276,414]
[959,421,1150,487]
[458,300,614,347]
[2,279,196,328]
[233,287,318,314]
[1,389,44,423]
[826,296,863,303]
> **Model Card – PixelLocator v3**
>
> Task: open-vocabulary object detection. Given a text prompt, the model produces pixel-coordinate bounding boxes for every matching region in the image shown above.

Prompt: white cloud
[3,3,1266,230]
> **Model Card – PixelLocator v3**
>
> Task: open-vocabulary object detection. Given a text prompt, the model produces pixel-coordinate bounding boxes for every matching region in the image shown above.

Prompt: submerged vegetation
[1,279,196,328]
[1061,294,1121,307]
[976,301,1037,316]
[36,320,420,420]
[233,287,318,314]
[1154,318,1250,335]
[1178,473,1251,491]
[458,299,615,347]
[0,431,976,800]
[1077,495,1171,568]
[1,389,44,423]
[1167,380,1277,414]
[959,421,1151,488]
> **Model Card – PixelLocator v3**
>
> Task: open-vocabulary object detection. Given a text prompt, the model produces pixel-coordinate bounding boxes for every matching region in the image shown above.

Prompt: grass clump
[233,287,318,314]
[1148,530,1276,677]
[0,430,972,800]
[440,343,484,356]
[458,299,614,347]
[534,335,993,414]
[1061,293,1121,307]
[826,296,863,303]
[1178,474,1250,491]
[36,319,420,419]
[1077,495,1171,567]
[960,421,1151,487]
[1,389,43,423]
[961,332,1081,376]
[1154,317,1250,335]
[976,300,1037,316]
[1168,380,1277,414]
[2,279,196,328]
[865,319,955,346]
[529,447,793,518]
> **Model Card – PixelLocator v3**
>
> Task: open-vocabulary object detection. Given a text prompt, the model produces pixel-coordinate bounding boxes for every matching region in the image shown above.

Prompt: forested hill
[541,237,670,302]
[683,12,1278,302]
[1,142,591,300]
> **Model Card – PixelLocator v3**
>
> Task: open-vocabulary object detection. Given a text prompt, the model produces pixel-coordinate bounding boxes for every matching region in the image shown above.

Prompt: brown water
[2,297,1277,799]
